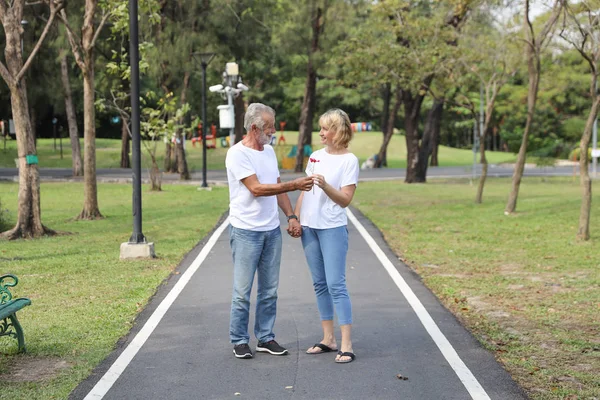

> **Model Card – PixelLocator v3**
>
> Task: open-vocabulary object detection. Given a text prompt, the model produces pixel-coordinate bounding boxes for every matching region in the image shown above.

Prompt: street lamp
[209,62,248,146]
[120,0,155,259]
[193,52,215,188]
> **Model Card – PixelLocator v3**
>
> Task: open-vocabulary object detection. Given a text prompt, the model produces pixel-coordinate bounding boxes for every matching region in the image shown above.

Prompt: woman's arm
[312,174,356,208]
[294,191,305,218]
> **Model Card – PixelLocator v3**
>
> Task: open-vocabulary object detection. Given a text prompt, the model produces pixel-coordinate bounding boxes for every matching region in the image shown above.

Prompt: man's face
[257,114,276,145]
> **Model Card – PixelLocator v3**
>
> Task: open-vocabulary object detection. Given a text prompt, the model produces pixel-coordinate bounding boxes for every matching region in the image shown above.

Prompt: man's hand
[293,176,314,191]
[287,218,302,238]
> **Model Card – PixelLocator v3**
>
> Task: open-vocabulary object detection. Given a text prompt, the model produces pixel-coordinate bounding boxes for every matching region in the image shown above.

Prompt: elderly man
[225,103,313,359]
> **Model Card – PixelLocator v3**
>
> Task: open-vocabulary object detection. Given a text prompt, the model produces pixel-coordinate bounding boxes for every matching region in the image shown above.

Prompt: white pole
[480,83,485,151]
[228,89,234,146]
[472,121,477,182]
[593,80,598,178]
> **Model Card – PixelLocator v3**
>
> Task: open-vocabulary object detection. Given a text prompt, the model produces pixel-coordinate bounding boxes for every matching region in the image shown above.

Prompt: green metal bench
[0,274,31,352]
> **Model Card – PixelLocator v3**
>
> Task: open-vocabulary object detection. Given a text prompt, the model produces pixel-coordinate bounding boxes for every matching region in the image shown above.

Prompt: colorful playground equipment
[278,121,287,145]
[351,122,372,132]
[281,144,312,170]
[191,123,217,149]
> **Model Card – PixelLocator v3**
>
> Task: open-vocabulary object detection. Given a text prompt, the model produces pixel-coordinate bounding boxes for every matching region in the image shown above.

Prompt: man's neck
[242,135,264,151]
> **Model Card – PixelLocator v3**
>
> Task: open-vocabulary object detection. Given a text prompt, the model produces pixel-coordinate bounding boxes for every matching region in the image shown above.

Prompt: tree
[505,0,563,214]
[0,0,62,239]
[59,0,114,220]
[559,0,600,240]
[456,11,518,203]
[340,0,472,181]
[295,1,324,172]
[59,51,83,176]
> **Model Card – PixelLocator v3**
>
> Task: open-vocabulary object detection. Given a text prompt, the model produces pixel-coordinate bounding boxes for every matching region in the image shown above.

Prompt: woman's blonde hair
[319,108,353,149]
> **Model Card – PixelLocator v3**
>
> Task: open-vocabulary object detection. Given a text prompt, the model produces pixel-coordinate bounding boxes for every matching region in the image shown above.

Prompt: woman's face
[319,123,337,146]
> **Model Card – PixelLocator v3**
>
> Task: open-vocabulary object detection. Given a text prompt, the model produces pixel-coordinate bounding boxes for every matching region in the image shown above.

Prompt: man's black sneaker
[256,340,289,355]
[233,343,253,359]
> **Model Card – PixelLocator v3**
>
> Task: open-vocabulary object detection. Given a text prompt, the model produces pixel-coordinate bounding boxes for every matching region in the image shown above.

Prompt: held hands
[294,176,314,192]
[287,218,302,238]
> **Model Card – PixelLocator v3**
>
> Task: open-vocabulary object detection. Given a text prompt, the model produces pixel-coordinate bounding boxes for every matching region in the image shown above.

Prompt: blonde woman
[294,108,359,363]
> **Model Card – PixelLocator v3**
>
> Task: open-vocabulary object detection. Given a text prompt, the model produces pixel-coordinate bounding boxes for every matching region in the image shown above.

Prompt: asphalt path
[70,194,527,400]
[0,163,591,185]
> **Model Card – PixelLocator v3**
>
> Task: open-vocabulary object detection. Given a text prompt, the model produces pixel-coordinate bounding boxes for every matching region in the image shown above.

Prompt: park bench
[0,274,31,352]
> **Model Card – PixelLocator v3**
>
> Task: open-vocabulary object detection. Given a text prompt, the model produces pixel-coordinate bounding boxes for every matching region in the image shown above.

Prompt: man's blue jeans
[229,225,282,345]
[301,225,352,325]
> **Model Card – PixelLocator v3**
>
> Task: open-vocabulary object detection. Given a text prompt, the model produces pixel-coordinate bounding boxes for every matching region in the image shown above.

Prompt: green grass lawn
[0,182,229,399]
[0,132,516,171]
[354,177,599,400]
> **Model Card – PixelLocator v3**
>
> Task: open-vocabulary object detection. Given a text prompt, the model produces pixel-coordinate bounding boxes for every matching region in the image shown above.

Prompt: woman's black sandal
[306,343,337,354]
[335,350,356,363]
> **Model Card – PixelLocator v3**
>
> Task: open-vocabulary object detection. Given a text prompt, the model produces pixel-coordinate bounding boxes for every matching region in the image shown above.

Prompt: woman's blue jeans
[301,225,352,325]
[229,225,282,345]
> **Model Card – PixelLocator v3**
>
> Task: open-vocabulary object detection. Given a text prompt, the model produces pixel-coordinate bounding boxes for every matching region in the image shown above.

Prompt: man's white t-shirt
[226,142,280,231]
[300,148,359,229]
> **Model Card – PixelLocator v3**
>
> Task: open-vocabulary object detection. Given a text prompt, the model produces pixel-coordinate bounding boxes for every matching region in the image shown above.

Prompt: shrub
[568,146,593,161]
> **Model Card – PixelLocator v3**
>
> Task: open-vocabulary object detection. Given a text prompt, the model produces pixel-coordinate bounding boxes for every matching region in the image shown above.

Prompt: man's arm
[277,186,302,237]
[241,175,313,197]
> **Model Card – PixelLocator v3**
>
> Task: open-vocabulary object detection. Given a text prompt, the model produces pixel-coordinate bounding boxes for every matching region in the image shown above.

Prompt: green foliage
[568,146,593,161]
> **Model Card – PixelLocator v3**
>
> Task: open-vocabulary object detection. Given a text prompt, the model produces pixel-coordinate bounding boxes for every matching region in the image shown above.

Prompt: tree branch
[16,1,64,82]
[59,9,86,72]
[90,10,111,49]
[536,0,563,51]
[0,61,15,87]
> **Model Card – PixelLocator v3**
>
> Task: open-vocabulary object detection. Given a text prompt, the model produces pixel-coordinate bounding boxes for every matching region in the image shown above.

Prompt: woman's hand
[311,174,327,189]
[287,219,302,238]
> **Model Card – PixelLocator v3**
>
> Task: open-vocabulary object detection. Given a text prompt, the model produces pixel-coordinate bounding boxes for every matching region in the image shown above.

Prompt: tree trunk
[234,93,245,144]
[295,6,321,172]
[380,83,392,166]
[78,54,103,220]
[476,163,488,204]
[476,93,497,203]
[505,52,540,214]
[375,88,402,168]
[577,95,600,240]
[403,78,433,183]
[505,0,561,214]
[164,141,174,172]
[0,11,55,239]
[120,116,130,168]
[175,130,190,180]
[418,99,443,177]
[176,72,191,180]
[1,84,56,239]
[430,96,445,167]
[60,54,83,176]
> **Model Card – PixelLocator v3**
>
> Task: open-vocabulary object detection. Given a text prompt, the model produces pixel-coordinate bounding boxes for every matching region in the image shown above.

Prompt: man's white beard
[258,129,270,145]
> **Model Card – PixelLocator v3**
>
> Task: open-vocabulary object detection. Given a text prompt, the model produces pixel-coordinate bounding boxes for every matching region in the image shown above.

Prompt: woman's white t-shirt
[300,148,359,229]
[226,142,280,231]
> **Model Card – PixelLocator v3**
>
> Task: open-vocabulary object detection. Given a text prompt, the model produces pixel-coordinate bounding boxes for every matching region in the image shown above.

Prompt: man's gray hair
[244,103,275,131]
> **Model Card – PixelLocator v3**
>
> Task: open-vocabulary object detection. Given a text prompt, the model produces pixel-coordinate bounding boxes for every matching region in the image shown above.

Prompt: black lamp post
[194,52,215,188]
[128,0,145,244]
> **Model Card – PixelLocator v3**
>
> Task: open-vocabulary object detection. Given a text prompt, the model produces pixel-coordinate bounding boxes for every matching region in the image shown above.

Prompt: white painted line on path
[84,218,230,400]
[347,209,491,400]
